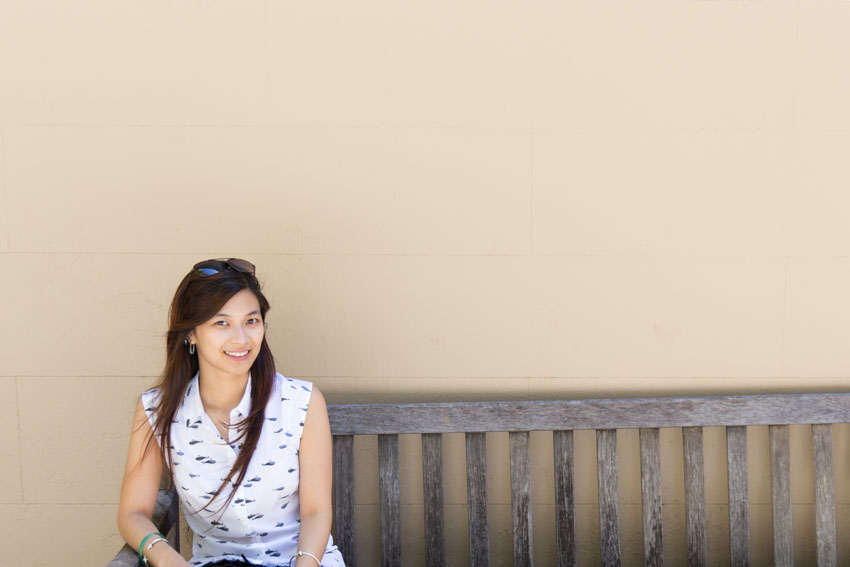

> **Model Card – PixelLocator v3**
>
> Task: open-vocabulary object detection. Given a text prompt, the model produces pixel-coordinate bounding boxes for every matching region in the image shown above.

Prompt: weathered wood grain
[597,429,621,567]
[683,427,707,567]
[321,394,850,567]
[328,394,850,434]
[333,435,357,567]
[422,433,446,567]
[769,425,793,567]
[510,431,533,567]
[553,430,577,567]
[726,426,749,567]
[466,432,490,567]
[378,434,401,567]
[812,424,836,567]
[639,428,663,567]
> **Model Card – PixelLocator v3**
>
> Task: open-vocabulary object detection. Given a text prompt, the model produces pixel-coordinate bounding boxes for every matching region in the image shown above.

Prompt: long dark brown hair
[145,262,275,510]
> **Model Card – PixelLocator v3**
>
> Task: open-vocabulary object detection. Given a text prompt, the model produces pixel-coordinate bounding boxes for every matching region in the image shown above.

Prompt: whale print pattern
[142,373,344,566]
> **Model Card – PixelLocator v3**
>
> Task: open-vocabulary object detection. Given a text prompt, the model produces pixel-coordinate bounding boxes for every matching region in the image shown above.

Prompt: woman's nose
[232,325,249,342]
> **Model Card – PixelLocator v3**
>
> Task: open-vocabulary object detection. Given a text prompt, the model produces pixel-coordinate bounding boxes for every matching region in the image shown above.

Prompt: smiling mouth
[225,350,250,359]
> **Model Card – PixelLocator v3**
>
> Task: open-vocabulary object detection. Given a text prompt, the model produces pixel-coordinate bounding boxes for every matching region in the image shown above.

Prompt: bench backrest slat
[770,425,794,567]
[509,431,533,567]
[812,424,837,567]
[725,425,750,566]
[639,428,663,567]
[683,427,707,567]
[421,433,446,567]
[465,432,490,567]
[596,429,621,566]
[328,394,850,434]
[378,434,401,567]
[553,430,577,567]
[332,435,357,567]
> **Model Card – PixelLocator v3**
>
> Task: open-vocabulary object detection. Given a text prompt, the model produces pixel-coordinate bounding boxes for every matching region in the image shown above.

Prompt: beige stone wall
[2,1,850,566]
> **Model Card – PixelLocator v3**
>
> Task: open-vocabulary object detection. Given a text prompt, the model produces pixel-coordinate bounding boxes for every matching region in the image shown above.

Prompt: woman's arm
[117,398,189,567]
[296,386,335,567]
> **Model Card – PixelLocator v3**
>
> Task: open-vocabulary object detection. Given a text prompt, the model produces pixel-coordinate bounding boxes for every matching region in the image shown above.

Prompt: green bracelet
[138,532,165,560]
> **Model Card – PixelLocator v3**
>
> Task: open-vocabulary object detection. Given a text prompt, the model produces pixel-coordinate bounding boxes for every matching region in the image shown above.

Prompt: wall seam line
[7,375,849,381]
[15,377,24,504]
[529,130,535,256]
[0,127,9,252]
[263,0,271,126]
[780,257,790,378]
[2,251,847,260]
[791,0,801,133]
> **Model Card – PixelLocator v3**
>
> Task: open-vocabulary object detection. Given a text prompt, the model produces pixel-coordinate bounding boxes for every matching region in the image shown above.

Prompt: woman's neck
[197,369,250,414]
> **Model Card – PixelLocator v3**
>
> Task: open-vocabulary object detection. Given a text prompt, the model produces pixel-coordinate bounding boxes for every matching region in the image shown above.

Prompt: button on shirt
[142,372,344,566]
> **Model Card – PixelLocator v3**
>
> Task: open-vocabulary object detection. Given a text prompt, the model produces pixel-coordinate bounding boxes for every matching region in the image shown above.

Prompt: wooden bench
[327,393,850,567]
[106,488,180,567]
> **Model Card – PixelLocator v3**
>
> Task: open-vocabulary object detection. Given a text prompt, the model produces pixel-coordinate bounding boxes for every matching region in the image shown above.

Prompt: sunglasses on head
[193,258,256,276]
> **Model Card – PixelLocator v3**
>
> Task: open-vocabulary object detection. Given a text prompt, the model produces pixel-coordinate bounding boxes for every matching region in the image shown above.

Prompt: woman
[118,258,345,567]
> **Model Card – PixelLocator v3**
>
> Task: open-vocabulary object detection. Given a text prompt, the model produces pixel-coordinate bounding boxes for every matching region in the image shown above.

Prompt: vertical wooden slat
[154,488,179,553]
[510,431,533,567]
[596,429,621,567]
[378,434,401,567]
[422,433,446,567]
[769,425,793,567]
[639,428,663,567]
[164,489,181,554]
[812,424,836,567]
[683,427,707,567]
[553,430,577,567]
[333,435,357,567]
[466,432,490,567]
[726,426,749,567]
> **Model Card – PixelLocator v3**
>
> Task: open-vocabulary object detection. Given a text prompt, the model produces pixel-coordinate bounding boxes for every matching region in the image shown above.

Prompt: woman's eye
[248,318,261,325]
[214,321,229,327]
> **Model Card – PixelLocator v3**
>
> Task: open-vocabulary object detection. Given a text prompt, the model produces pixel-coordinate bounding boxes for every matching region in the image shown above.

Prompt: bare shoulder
[131,395,152,432]
[309,385,327,411]
[303,385,330,437]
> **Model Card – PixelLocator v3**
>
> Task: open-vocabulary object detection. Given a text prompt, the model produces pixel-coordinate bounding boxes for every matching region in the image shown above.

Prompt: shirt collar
[183,372,253,421]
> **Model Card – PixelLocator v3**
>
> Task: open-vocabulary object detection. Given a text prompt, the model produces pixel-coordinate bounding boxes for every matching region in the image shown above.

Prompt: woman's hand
[135,540,192,567]
[145,544,193,567]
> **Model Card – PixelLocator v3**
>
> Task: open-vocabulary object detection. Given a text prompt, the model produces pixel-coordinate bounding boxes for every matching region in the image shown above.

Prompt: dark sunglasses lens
[227,258,255,274]
[196,267,220,276]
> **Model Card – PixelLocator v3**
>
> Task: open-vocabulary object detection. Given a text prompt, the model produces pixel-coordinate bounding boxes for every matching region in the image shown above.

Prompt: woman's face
[189,289,265,382]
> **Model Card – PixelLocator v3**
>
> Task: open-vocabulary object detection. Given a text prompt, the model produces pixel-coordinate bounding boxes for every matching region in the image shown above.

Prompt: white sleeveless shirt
[142,373,345,566]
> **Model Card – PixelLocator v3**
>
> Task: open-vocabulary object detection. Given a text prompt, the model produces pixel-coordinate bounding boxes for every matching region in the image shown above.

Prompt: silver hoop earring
[189,342,196,355]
